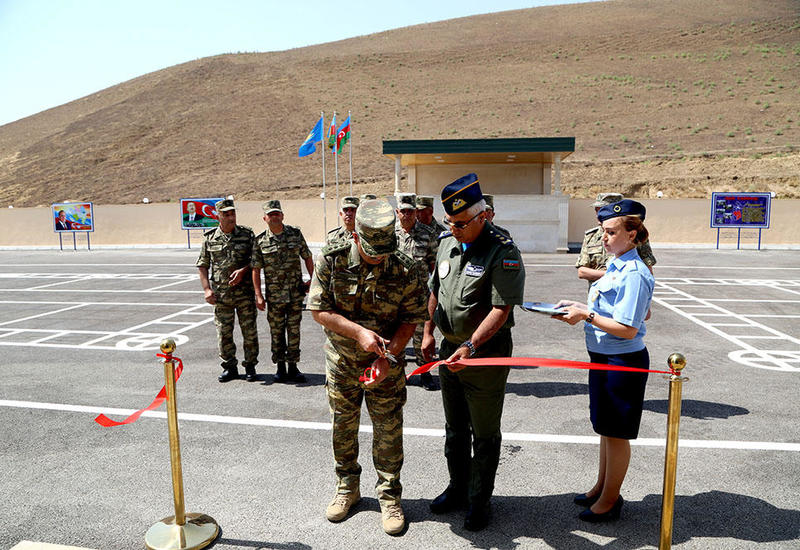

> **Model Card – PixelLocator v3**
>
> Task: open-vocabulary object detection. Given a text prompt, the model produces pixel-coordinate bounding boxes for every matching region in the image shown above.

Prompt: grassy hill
[0,0,798,207]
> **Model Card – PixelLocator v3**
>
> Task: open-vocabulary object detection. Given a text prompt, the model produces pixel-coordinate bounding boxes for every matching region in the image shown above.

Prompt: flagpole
[321,111,327,236]
[334,137,340,218]
[348,110,353,196]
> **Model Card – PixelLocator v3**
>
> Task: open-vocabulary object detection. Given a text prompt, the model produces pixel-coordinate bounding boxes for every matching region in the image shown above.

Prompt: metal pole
[322,111,327,236]
[659,353,687,550]
[758,228,762,250]
[716,228,719,249]
[737,227,741,249]
[145,338,218,550]
[348,110,353,196]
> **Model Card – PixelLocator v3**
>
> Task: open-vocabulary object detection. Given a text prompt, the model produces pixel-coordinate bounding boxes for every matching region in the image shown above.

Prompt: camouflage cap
[416,195,435,209]
[483,194,494,210]
[215,198,235,212]
[396,192,417,210]
[360,193,378,201]
[340,196,360,210]
[262,199,282,214]
[592,193,624,208]
[355,199,397,256]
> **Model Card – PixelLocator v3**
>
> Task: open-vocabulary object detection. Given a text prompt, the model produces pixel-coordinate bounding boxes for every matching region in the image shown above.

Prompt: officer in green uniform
[196,198,259,382]
[395,193,439,391]
[415,195,447,236]
[326,196,359,245]
[577,193,656,284]
[422,174,526,531]
[308,199,428,535]
[252,199,314,383]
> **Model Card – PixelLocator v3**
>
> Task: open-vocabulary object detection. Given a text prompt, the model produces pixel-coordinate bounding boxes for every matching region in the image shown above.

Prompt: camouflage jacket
[307,240,428,364]
[326,225,354,245]
[196,225,255,302]
[251,224,312,303]
[576,225,657,270]
[421,218,448,238]
[395,221,438,273]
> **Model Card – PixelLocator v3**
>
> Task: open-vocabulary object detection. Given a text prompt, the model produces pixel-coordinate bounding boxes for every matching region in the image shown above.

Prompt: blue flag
[298,116,324,157]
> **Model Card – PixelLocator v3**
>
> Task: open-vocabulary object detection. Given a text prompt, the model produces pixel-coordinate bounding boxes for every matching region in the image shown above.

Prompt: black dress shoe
[573,492,600,507]
[429,488,467,514]
[218,368,239,383]
[464,502,491,531]
[578,496,623,523]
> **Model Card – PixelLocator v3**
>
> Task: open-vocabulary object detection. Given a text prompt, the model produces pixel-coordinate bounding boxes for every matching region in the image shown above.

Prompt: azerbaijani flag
[327,113,337,151]
[336,116,351,153]
[298,116,324,157]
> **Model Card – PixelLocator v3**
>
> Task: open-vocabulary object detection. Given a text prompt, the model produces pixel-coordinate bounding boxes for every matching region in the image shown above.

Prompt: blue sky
[0,0,594,126]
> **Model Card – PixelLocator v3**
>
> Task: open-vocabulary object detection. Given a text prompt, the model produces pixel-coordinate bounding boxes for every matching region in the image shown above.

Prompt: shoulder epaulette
[321,240,350,256]
[438,230,452,240]
[392,249,416,270]
[326,227,341,235]
[489,228,514,246]
[585,225,601,235]
[255,230,267,239]
[203,228,216,237]
[236,224,254,235]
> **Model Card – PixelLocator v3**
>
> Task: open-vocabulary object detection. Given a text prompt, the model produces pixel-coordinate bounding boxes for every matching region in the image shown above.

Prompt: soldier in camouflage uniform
[196,199,259,382]
[308,199,428,536]
[577,193,657,285]
[483,194,511,237]
[326,196,359,245]
[415,195,447,236]
[395,193,439,391]
[252,200,314,383]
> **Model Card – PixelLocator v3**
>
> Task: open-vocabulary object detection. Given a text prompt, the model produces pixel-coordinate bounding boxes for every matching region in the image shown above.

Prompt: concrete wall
[412,164,545,196]
[1,198,798,249]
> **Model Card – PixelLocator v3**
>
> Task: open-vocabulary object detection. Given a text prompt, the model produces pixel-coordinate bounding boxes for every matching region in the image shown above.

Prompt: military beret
[416,195,435,209]
[355,199,398,256]
[340,196,360,210]
[215,198,235,212]
[396,193,417,210]
[592,193,624,208]
[597,199,646,222]
[262,199,282,214]
[441,173,483,215]
[483,194,494,210]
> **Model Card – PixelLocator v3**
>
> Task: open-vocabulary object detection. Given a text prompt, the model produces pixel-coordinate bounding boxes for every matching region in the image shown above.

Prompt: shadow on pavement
[643,399,750,420]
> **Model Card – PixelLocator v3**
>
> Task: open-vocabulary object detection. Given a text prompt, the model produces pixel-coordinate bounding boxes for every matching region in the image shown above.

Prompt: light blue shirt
[584,247,654,354]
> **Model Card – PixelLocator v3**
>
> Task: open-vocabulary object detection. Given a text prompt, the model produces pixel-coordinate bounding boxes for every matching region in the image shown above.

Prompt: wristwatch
[586,312,595,324]
[461,340,477,357]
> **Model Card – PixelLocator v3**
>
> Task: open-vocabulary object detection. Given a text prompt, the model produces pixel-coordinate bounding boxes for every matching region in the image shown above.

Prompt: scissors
[359,339,398,383]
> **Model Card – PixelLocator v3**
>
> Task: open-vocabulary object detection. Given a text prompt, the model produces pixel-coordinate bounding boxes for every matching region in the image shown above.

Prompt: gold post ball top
[668,353,686,372]
[160,337,177,355]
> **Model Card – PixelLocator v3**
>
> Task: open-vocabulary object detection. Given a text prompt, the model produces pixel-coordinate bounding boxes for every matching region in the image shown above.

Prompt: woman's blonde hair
[620,215,649,245]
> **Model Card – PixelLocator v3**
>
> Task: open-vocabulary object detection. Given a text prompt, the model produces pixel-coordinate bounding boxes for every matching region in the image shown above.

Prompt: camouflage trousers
[324,340,407,505]
[412,322,425,366]
[214,297,259,369]
[266,299,304,363]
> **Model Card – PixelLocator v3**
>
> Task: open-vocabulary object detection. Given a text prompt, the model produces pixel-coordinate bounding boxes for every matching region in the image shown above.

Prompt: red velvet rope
[94,353,184,427]
[407,356,678,379]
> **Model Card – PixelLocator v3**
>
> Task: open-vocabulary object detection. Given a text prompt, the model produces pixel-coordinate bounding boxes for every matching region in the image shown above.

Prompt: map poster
[710,192,771,229]
[180,198,223,230]
[52,202,94,232]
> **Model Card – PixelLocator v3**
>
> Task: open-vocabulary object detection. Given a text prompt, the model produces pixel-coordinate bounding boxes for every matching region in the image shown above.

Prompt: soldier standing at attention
[395,193,439,391]
[326,196,359,244]
[252,200,314,383]
[483,194,511,236]
[308,199,428,536]
[415,195,447,236]
[577,193,656,284]
[196,198,259,382]
[422,174,526,531]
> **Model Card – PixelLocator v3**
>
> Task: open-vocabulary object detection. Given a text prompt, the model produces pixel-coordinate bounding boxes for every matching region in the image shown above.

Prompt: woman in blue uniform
[554,199,654,522]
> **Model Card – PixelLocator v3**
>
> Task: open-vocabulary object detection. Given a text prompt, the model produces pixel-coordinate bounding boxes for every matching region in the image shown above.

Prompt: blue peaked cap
[441,173,483,215]
[597,199,646,222]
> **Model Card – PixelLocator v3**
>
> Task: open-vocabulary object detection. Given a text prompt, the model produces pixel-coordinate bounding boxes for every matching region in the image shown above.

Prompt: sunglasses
[444,211,483,230]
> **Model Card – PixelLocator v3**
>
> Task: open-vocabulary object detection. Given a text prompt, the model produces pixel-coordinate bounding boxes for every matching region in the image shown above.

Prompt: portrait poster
[710,193,771,229]
[52,202,94,232]
[180,198,223,230]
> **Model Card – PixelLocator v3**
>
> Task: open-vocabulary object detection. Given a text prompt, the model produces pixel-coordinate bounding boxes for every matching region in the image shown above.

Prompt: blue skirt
[588,348,649,440]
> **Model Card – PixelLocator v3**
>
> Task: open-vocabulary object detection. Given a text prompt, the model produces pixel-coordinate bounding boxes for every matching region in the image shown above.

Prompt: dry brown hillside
[0,0,798,207]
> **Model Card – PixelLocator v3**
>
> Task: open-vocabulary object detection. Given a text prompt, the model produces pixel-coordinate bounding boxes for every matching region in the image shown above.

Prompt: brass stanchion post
[145,338,219,550]
[658,353,687,550]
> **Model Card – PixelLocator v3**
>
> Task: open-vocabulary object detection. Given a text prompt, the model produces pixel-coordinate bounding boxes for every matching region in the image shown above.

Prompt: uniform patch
[438,260,450,279]
[502,259,520,270]
[464,263,485,277]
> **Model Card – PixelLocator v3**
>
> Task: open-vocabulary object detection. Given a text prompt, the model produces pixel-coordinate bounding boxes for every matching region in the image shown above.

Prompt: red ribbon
[407,356,678,379]
[94,353,184,427]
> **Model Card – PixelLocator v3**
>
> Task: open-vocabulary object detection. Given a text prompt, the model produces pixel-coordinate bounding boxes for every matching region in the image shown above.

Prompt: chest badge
[464,263,485,278]
[438,260,450,279]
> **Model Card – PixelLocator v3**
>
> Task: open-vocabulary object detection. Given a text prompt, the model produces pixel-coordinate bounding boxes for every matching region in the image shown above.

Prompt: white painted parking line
[0,303,87,326]
[2,399,798,452]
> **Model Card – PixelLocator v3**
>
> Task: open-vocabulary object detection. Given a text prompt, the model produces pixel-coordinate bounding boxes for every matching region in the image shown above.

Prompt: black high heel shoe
[578,496,623,522]
[573,492,600,507]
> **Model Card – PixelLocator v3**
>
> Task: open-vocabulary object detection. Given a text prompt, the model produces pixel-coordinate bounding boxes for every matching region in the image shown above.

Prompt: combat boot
[274,361,288,383]
[287,362,306,383]
[380,501,405,535]
[244,364,257,382]
[325,489,360,522]
[218,366,239,383]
